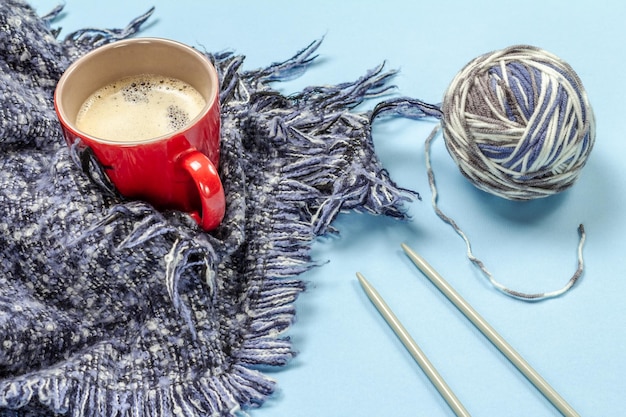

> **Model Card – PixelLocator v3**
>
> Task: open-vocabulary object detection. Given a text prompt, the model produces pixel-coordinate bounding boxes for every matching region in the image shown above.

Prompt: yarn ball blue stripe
[441,45,595,200]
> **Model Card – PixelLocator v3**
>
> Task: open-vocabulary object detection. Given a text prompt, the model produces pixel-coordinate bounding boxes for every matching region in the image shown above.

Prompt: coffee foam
[76,74,206,142]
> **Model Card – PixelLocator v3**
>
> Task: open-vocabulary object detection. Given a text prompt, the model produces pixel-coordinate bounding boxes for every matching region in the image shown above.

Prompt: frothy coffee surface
[76,74,206,142]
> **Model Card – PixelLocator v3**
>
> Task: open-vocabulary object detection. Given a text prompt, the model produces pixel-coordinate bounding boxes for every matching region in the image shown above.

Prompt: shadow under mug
[54,37,225,231]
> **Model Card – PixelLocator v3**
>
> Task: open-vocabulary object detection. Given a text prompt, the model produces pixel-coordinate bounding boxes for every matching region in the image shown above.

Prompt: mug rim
[54,37,219,146]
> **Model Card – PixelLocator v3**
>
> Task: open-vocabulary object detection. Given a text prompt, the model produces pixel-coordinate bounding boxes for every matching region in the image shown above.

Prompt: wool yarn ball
[441,45,595,200]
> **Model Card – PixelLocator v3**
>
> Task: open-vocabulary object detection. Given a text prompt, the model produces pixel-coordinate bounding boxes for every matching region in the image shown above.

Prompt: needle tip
[401,243,420,261]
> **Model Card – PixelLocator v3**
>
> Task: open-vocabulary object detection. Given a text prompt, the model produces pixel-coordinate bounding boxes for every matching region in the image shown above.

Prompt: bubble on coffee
[166,105,191,131]
[76,74,206,142]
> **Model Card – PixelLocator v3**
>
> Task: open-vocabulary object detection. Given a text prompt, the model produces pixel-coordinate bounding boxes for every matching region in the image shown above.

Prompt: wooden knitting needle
[401,243,581,417]
[356,272,472,417]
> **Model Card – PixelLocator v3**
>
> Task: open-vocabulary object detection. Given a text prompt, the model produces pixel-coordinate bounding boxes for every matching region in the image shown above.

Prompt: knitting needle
[356,272,472,417]
[401,243,581,417]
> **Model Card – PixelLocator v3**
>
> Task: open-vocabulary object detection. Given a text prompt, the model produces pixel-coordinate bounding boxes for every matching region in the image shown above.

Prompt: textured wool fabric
[0,2,416,416]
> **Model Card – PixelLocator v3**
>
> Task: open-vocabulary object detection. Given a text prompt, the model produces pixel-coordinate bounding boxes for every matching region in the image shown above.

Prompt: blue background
[30,1,625,416]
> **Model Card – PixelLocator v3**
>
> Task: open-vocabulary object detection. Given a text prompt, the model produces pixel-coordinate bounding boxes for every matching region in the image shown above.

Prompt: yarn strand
[424,125,587,301]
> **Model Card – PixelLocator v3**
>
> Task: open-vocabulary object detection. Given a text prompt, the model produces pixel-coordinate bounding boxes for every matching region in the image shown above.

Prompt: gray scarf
[0,2,419,415]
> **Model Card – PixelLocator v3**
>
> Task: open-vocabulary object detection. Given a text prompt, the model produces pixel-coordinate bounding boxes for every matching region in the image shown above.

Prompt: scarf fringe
[0,364,277,417]
[371,96,444,120]
[230,49,416,236]
[247,38,322,84]
[62,7,155,48]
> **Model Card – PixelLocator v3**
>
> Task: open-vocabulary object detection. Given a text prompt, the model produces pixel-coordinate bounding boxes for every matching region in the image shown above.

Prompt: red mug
[54,38,225,231]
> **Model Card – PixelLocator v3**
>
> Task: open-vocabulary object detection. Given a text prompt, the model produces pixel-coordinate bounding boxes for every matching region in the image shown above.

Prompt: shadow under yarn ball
[441,45,595,201]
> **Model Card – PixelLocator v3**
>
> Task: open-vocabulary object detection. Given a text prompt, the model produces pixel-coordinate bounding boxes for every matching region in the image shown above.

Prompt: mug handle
[179,150,225,231]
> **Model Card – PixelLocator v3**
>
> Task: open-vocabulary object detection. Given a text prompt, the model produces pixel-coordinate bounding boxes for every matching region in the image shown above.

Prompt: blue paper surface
[30,1,625,415]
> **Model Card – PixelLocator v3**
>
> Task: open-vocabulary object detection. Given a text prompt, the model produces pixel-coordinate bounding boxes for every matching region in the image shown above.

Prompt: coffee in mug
[76,74,206,143]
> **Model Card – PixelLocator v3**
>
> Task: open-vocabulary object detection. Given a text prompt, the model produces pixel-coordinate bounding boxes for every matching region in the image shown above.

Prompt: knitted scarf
[0,2,419,416]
